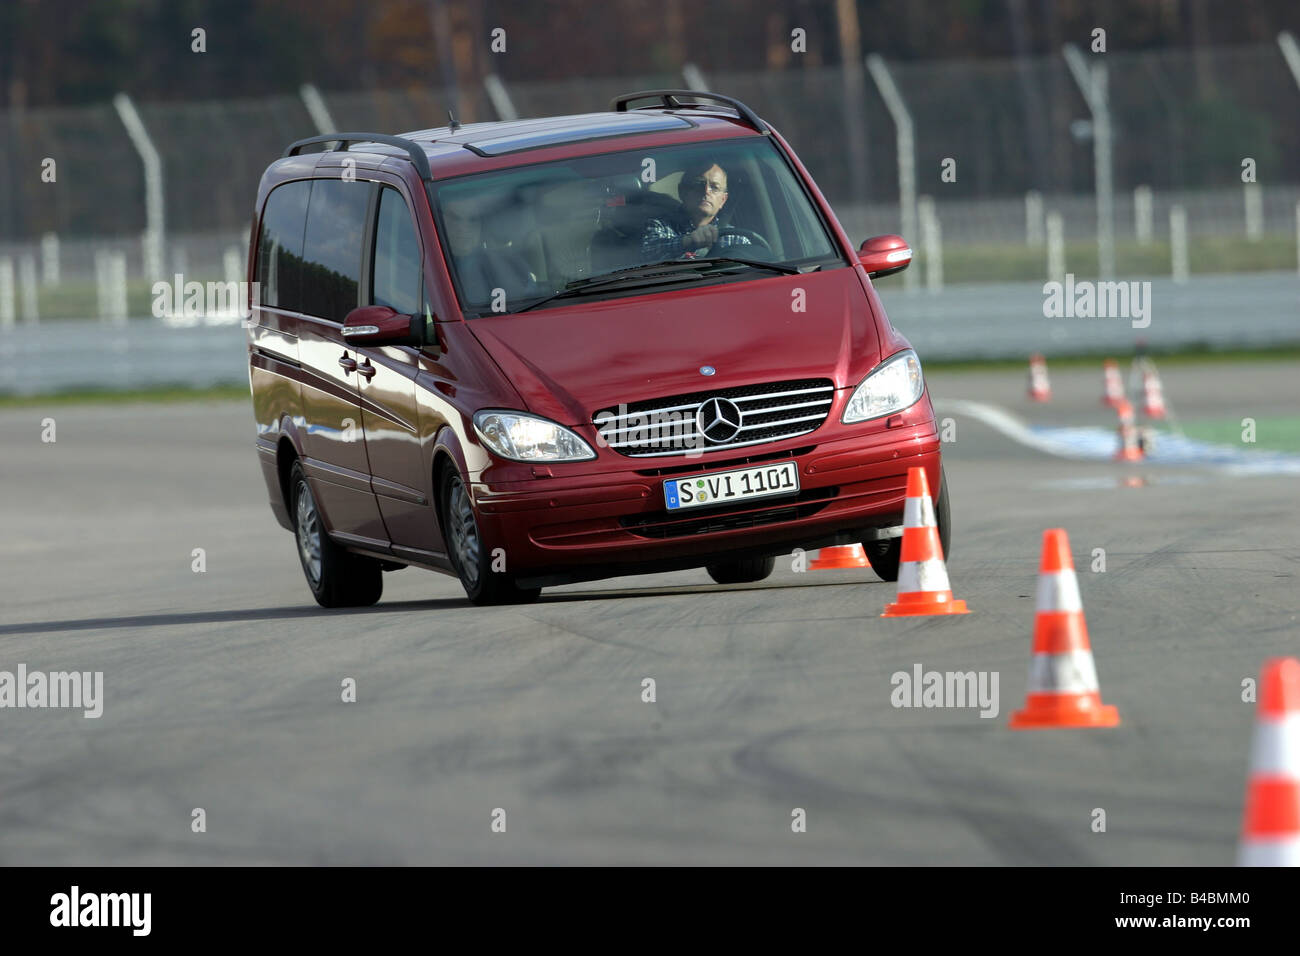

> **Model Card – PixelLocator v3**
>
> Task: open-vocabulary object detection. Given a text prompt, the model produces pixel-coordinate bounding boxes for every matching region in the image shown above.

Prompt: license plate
[664,461,800,510]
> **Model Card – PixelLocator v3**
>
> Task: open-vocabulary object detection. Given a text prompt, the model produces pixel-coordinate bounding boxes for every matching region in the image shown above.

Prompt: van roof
[279,91,770,182]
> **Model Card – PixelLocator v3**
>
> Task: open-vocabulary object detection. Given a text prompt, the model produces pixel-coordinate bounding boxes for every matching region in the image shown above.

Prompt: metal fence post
[1278,32,1300,88]
[113,93,165,283]
[0,258,14,328]
[1133,185,1153,244]
[1243,183,1263,241]
[1170,205,1189,283]
[224,246,243,285]
[682,64,709,91]
[299,83,337,135]
[865,53,918,292]
[918,196,943,293]
[1063,44,1115,280]
[483,74,518,122]
[1046,212,1065,282]
[18,254,39,323]
[1025,190,1044,245]
[40,233,60,285]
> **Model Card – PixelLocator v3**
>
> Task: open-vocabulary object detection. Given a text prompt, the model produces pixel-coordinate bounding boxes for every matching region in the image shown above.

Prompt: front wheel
[442,467,541,606]
[864,466,952,583]
[290,462,383,608]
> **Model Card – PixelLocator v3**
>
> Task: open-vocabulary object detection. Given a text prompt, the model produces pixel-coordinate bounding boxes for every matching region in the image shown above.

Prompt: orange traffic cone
[1028,353,1051,402]
[881,467,969,617]
[1239,657,1300,866]
[1009,529,1120,729]
[1114,399,1144,461]
[1101,359,1124,408]
[809,544,870,570]
[1141,362,1168,420]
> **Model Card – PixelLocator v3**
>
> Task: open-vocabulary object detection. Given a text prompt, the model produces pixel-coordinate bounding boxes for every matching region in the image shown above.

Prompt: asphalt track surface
[1,360,1297,865]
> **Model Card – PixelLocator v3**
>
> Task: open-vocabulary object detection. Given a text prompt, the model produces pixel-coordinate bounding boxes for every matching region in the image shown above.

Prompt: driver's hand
[683,224,719,251]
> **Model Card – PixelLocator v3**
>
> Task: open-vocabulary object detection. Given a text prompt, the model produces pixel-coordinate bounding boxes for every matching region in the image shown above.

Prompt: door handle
[338,354,357,374]
[357,360,376,380]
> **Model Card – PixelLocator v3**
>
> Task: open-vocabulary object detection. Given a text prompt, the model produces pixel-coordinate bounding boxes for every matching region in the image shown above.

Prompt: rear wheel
[442,467,541,606]
[864,466,951,583]
[706,555,776,584]
[290,462,383,608]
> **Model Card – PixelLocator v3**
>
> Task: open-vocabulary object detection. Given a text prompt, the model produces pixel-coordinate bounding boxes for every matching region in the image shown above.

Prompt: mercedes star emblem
[696,397,742,444]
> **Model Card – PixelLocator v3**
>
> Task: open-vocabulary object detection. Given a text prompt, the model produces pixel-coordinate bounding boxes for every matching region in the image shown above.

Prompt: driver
[638,159,756,262]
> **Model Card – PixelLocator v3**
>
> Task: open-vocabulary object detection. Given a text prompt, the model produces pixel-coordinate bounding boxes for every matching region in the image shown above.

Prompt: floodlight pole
[865,53,918,292]
[113,93,164,282]
[1063,44,1115,280]
[299,84,337,135]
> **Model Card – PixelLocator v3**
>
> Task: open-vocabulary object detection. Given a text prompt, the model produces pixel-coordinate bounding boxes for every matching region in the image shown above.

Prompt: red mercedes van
[246,91,949,607]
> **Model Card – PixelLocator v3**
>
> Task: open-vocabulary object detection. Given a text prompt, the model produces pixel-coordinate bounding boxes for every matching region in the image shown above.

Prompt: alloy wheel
[447,477,481,589]
[295,480,322,587]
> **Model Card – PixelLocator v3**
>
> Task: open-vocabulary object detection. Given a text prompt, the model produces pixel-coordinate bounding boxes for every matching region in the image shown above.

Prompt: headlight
[473,410,596,462]
[842,349,924,423]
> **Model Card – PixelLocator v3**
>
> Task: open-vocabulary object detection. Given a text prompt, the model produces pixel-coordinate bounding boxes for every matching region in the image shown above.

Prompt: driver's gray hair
[682,158,729,188]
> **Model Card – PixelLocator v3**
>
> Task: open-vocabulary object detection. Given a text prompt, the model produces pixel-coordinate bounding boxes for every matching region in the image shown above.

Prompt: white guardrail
[0,271,1296,396]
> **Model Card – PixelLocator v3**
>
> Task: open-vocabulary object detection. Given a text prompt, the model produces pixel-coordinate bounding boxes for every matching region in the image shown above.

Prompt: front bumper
[471,411,942,586]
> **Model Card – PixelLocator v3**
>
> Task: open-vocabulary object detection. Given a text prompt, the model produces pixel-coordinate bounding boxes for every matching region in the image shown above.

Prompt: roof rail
[282,132,432,181]
[610,90,769,134]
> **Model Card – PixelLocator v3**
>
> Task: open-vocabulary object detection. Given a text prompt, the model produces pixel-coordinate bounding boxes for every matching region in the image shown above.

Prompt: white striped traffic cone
[1239,657,1300,866]
[1141,361,1168,420]
[881,466,969,617]
[1114,399,1144,461]
[1009,528,1120,728]
[1101,359,1124,408]
[810,544,870,569]
[1028,353,1051,402]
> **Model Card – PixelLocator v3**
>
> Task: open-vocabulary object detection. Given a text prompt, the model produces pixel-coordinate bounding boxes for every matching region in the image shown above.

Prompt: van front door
[356,185,445,558]
[296,177,389,548]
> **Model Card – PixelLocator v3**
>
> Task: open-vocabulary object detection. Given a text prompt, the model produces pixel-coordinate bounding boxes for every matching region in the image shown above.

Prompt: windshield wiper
[512,260,732,313]
[691,256,802,275]
[511,257,804,313]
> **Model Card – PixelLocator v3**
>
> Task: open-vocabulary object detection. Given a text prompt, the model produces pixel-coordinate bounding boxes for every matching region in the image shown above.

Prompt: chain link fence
[1,42,1298,311]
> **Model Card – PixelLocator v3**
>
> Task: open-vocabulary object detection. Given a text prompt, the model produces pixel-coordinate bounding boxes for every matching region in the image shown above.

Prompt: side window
[255,181,310,312]
[371,187,422,315]
[300,178,372,322]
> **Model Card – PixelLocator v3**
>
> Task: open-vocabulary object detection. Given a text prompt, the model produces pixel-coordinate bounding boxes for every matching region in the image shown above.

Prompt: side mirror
[342,305,423,347]
[858,234,912,279]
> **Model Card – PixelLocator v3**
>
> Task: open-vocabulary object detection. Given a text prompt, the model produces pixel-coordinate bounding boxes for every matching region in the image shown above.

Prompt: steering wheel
[706,227,773,259]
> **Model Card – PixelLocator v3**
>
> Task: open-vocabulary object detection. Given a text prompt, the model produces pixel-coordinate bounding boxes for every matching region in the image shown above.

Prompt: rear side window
[256,181,310,312]
[300,179,372,322]
[371,187,422,315]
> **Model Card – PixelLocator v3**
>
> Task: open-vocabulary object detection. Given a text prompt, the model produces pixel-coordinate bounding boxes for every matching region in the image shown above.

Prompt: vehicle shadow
[0,578,878,635]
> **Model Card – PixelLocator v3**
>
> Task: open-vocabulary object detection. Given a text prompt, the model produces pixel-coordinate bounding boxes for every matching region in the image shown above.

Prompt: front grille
[619,486,838,539]
[593,379,834,458]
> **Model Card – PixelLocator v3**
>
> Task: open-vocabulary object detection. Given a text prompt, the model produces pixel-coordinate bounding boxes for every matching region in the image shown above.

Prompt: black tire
[706,554,777,584]
[289,461,383,608]
[864,466,952,583]
[441,466,542,606]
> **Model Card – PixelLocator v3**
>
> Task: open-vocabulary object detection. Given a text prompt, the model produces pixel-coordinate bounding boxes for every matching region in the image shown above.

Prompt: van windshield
[428,138,844,316]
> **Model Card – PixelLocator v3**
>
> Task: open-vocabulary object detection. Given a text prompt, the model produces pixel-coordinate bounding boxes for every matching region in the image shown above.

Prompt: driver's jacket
[638,207,755,263]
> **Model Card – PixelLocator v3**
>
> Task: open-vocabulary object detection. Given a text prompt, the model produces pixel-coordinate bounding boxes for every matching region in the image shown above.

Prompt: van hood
[467,267,883,427]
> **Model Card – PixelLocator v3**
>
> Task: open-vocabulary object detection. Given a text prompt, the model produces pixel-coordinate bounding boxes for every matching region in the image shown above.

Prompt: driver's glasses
[683,178,726,195]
